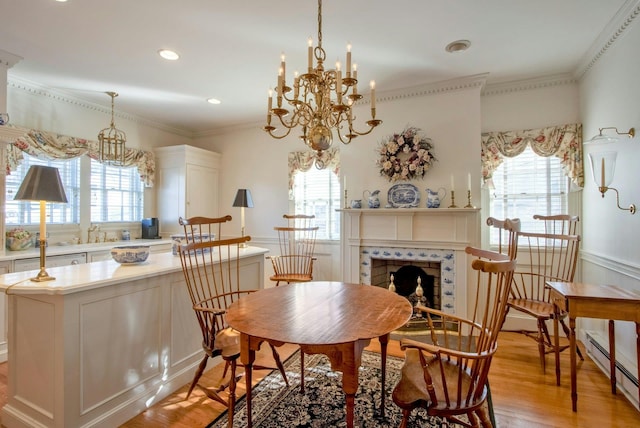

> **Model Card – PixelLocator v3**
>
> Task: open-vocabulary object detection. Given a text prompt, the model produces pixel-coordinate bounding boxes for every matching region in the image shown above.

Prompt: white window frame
[291,167,341,240]
[487,146,571,247]
[5,153,144,228]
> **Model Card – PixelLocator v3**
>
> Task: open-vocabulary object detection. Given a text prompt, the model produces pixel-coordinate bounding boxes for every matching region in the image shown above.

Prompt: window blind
[90,159,143,222]
[490,146,568,245]
[293,167,341,240]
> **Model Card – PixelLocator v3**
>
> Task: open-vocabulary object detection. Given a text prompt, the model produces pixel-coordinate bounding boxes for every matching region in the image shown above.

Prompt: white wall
[578,5,640,407]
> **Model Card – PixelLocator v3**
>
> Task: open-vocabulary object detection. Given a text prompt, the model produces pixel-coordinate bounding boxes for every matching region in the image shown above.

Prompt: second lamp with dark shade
[232,189,253,248]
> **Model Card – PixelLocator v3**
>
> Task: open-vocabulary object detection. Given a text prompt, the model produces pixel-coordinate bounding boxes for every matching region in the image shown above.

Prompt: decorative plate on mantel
[387,183,420,208]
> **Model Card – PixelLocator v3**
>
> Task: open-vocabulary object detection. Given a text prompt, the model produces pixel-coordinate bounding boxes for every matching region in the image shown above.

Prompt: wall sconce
[585,127,636,215]
[232,189,254,248]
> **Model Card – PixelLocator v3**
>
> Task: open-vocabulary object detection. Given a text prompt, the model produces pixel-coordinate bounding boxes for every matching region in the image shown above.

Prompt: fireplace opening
[370,258,442,311]
[391,265,435,309]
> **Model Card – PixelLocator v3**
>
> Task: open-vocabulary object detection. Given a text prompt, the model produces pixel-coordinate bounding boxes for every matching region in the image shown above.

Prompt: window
[5,155,80,225]
[90,159,144,222]
[6,154,144,226]
[292,167,341,240]
[489,147,568,246]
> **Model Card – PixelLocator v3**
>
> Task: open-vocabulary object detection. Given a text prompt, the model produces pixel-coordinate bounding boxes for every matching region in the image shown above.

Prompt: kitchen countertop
[0,245,268,295]
[0,238,173,262]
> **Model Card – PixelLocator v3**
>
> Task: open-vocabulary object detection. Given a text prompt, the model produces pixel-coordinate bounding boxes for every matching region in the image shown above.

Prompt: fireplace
[340,207,481,320]
[361,246,455,313]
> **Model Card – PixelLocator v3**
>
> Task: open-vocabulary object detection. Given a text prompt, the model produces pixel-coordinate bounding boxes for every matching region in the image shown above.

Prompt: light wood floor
[0,332,638,427]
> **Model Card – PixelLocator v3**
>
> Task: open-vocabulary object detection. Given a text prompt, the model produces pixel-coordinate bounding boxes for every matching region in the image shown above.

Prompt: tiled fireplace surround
[340,208,481,319]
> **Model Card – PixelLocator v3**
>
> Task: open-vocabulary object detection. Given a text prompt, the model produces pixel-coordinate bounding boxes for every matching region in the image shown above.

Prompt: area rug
[207,350,467,428]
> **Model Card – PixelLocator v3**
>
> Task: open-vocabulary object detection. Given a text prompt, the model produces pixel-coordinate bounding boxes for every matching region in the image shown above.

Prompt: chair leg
[187,354,209,398]
[537,319,546,371]
[227,358,237,428]
[466,411,480,428]
[300,351,305,393]
[399,409,410,428]
[475,407,493,428]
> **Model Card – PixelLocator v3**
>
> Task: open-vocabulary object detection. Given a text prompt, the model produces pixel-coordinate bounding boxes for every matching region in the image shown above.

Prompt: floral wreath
[376,126,436,182]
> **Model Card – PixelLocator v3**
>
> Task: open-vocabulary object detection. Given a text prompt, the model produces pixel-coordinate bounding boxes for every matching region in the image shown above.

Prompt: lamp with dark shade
[14,165,68,281]
[232,189,253,248]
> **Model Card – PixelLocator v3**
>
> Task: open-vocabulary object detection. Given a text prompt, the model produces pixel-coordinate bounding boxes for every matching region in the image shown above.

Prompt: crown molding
[481,73,577,96]
[0,50,23,68]
[574,0,640,80]
[375,73,489,105]
[7,76,194,138]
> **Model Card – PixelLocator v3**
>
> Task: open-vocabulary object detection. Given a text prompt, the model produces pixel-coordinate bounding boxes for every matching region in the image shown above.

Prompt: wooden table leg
[569,315,577,412]
[240,335,256,428]
[609,320,617,395]
[636,323,640,407]
[379,333,389,418]
[553,303,561,386]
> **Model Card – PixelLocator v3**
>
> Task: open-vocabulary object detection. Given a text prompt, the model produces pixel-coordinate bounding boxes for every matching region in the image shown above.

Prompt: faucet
[88,224,98,243]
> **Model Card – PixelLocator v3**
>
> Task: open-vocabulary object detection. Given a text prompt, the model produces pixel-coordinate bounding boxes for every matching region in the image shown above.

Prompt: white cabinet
[88,250,112,262]
[13,253,87,272]
[0,261,11,274]
[155,145,220,236]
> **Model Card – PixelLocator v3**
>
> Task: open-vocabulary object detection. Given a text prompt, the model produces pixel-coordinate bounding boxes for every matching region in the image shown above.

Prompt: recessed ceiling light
[207,98,221,105]
[55,0,68,2]
[445,39,471,53]
[158,49,180,61]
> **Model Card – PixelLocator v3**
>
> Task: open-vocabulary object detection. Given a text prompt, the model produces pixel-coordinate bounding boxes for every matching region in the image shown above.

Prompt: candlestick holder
[448,190,458,208]
[464,190,476,209]
[344,189,349,209]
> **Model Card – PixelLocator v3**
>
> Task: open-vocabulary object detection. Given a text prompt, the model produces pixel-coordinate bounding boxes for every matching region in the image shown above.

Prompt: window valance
[288,149,340,199]
[481,123,583,188]
[4,127,156,187]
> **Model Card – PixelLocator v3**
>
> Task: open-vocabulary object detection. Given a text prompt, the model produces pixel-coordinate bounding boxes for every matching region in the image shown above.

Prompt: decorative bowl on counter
[6,236,34,251]
[110,245,150,264]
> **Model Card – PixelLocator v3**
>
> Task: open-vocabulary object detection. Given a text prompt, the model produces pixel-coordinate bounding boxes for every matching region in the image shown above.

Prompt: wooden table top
[226,281,413,345]
[547,281,640,302]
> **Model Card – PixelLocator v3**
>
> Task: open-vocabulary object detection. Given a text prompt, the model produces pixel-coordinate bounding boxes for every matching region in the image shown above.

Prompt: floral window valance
[288,148,340,199]
[4,128,155,187]
[481,123,583,188]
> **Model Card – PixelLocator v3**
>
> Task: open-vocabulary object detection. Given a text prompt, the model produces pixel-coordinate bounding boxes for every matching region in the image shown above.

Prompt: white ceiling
[0,0,632,136]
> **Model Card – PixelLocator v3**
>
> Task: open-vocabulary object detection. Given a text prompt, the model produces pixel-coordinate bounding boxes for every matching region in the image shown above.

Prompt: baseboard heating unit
[585,331,639,410]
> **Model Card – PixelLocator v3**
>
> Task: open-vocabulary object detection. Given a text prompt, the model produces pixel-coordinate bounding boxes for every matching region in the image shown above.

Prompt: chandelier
[263,0,382,168]
[98,91,126,166]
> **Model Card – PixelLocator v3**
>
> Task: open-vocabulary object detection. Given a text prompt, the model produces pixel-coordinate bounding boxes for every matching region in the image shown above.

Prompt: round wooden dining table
[226,281,413,428]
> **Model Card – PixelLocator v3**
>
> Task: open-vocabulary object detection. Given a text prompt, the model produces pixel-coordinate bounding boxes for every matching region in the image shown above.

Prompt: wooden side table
[547,281,640,411]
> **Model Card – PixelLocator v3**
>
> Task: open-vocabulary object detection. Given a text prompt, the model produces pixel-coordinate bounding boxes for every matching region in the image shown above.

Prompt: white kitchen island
[0,246,268,428]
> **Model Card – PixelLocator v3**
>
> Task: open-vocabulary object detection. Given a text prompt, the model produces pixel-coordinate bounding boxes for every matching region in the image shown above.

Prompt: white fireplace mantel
[340,208,481,319]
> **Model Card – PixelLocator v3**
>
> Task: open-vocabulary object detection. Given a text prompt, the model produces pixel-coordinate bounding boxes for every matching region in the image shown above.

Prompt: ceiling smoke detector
[445,40,471,53]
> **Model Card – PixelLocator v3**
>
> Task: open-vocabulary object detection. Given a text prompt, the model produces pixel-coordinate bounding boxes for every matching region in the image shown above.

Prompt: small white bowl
[111,245,150,264]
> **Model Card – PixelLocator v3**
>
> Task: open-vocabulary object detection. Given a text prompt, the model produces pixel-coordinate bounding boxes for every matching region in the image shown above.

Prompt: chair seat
[393,348,483,412]
[269,273,313,283]
[214,327,241,357]
[508,298,558,320]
